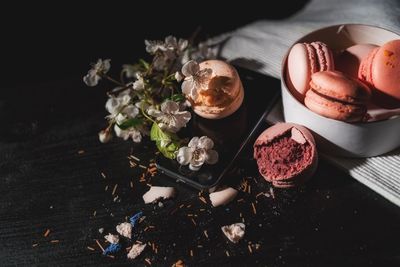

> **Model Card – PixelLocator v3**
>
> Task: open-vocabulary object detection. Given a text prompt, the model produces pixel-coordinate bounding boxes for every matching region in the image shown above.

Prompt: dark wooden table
[1,75,399,267]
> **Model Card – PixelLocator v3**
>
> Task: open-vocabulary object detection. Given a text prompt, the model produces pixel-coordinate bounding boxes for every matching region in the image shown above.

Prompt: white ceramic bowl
[281,24,400,157]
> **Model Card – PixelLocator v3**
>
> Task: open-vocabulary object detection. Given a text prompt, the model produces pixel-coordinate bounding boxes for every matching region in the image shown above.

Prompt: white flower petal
[130,130,142,143]
[120,94,131,106]
[206,149,219,165]
[161,100,180,113]
[177,147,193,165]
[198,136,214,150]
[178,39,188,51]
[102,59,111,73]
[188,137,199,148]
[190,149,206,167]
[114,124,129,140]
[182,80,194,96]
[182,60,199,77]
[105,97,120,115]
[116,113,126,125]
[123,105,139,119]
[175,71,184,82]
[83,70,100,87]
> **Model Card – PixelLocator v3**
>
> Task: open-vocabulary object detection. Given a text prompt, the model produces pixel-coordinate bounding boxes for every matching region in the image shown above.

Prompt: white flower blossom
[175,71,184,82]
[83,59,111,87]
[122,64,139,78]
[165,36,188,55]
[191,42,216,62]
[148,100,191,133]
[98,129,112,143]
[127,243,147,260]
[177,136,218,171]
[181,60,212,101]
[114,124,143,143]
[116,222,132,239]
[132,74,145,91]
[145,39,168,54]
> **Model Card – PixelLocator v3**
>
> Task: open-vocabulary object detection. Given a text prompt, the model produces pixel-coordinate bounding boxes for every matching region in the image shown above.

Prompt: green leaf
[169,94,185,102]
[117,118,143,130]
[150,122,180,159]
[139,59,150,70]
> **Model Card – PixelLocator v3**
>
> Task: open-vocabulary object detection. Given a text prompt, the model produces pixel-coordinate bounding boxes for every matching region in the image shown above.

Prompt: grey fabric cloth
[218,0,400,206]
[218,0,400,78]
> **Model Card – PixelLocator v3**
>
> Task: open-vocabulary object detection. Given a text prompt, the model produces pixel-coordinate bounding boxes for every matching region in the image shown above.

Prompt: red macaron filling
[254,131,313,181]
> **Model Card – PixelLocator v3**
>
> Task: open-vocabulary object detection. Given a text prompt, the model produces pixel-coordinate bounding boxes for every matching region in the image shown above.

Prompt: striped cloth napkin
[214,0,400,206]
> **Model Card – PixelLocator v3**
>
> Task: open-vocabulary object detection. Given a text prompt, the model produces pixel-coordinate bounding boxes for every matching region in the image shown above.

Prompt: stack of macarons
[286,39,400,122]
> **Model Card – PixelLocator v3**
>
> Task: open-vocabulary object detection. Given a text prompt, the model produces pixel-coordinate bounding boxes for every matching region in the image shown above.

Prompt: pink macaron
[358,40,400,108]
[253,123,318,188]
[335,44,378,79]
[286,42,335,101]
[305,71,371,122]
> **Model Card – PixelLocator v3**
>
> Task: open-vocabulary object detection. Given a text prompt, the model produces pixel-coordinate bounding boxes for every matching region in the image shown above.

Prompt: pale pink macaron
[305,71,371,122]
[253,123,318,188]
[191,60,244,119]
[358,40,400,108]
[335,44,378,79]
[286,42,335,101]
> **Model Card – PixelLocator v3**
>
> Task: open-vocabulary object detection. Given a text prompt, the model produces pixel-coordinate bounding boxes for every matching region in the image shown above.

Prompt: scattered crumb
[142,186,176,204]
[50,240,59,243]
[203,230,209,239]
[172,259,184,267]
[190,249,194,257]
[95,239,105,252]
[32,243,38,248]
[251,203,257,215]
[127,243,147,259]
[112,184,118,195]
[87,246,95,251]
[78,150,85,154]
[43,229,51,237]
[116,222,132,239]
[248,244,253,254]
[144,258,152,265]
[221,223,245,243]
[98,228,104,234]
[101,172,107,179]
[270,187,275,199]
[209,187,238,207]
[104,233,119,244]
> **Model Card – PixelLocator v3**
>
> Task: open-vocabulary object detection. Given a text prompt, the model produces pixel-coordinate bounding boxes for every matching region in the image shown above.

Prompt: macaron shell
[192,60,244,119]
[304,89,366,122]
[287,43,313,98]
[287,42,334,100]
[358,47,379,86]
[253,123,318,187]
[312,41,335,72]
[371,40,400,102]
[336,44,378,78]
[311,71,371,104]
[193,81,244,119]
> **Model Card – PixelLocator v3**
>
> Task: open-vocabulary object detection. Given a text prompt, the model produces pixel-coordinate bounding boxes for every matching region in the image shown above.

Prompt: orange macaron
[305,71,371,122]
[358,40,400,108]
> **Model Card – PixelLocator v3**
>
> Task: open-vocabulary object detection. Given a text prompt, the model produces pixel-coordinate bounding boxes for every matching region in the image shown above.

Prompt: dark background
[1,1,309,88]
[1,1,400,267]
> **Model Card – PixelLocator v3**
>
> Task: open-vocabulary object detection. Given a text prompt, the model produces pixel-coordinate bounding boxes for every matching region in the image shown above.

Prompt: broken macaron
[253,123,318,188]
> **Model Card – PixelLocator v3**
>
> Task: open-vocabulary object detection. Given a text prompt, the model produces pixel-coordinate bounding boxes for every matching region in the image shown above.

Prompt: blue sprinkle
[103,243,122,255]
[129,211,143,227]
